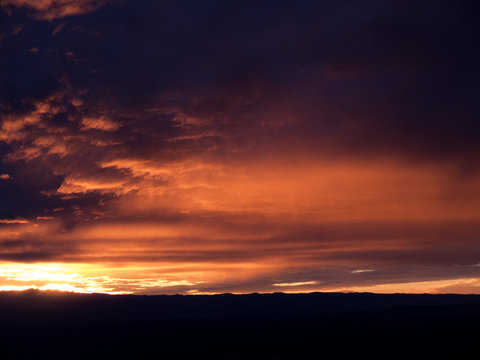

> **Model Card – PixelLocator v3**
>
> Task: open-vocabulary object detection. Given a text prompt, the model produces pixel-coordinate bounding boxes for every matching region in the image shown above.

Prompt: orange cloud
[1,0,109,20]
[0,219,29,224]
[57,176,126,194]
[81,116,120,131]
[103,157,480,223]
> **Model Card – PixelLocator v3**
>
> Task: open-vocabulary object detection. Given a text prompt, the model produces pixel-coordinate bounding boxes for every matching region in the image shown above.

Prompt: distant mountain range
[0,291,478,359]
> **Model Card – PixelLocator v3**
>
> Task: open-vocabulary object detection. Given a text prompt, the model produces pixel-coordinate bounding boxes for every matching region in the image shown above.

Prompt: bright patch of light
[351,269,375,274]
[273,281,318,287]
[0,263,204,294]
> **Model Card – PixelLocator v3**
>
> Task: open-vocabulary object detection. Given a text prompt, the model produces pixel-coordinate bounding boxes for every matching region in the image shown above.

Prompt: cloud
[0,0,479,293]
[80,116,120,131]
[0,218,29,224]
[273,281,319,287]
[1,0,109,20]
[351,270,375,274]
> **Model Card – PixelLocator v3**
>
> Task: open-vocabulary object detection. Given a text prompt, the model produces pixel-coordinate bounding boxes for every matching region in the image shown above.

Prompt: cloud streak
[1,0,109,20]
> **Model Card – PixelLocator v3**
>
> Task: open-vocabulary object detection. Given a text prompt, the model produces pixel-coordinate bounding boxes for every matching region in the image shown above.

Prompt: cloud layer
[1,0,479,294]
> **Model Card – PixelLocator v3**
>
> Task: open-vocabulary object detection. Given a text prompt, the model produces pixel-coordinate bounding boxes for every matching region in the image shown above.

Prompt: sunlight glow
[0,263,206,294]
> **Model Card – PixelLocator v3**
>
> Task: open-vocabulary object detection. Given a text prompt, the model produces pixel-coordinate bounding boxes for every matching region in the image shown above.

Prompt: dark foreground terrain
[0,291,479,359]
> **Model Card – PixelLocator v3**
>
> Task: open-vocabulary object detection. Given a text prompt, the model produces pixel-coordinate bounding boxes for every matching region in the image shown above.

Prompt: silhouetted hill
[0,291,479,359]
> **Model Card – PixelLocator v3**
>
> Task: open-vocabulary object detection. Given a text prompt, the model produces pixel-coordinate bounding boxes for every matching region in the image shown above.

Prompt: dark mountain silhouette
[0,290,479,359]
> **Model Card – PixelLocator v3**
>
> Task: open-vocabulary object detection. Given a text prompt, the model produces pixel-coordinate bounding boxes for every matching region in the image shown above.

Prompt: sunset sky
[0,0,479,294]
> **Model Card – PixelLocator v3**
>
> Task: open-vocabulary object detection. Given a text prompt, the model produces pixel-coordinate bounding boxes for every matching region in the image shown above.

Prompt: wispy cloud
[1,0,110,20]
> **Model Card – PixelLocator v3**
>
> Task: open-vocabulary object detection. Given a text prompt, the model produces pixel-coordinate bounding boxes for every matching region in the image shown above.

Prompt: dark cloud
[0,157,63,219]
[2,0,479,161]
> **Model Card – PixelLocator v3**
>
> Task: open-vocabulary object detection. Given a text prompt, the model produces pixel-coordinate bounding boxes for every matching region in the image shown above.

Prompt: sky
[0,0,479,295]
